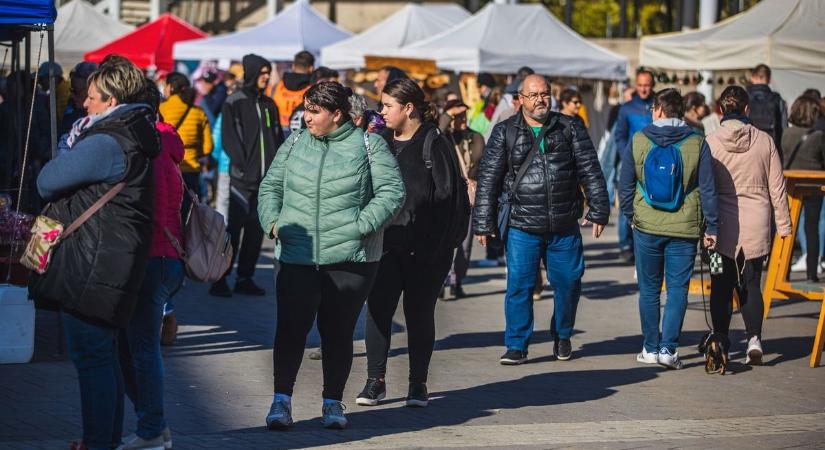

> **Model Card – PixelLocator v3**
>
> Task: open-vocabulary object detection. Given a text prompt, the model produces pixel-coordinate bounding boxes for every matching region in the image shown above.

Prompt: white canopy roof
[54,0,133,68]
[640,0,825,72]
[319,4,470,70]
[397,3,628,80]
[173,0,351,62]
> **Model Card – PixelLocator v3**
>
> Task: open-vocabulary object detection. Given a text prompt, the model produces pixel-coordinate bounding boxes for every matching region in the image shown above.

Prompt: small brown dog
[701,332,729,375]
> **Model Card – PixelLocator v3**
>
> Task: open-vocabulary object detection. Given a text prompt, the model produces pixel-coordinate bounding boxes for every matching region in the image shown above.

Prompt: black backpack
[422,127,471,250]
[748,89,782,142]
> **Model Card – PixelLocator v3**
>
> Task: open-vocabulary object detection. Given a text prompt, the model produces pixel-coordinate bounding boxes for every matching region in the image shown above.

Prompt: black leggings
[803,195,822,280]
[365,250,453,383]
[273,262,378,400]
[710,254,765,339]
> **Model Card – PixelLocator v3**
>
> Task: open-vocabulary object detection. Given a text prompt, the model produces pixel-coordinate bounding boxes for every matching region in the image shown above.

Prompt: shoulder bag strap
[513,126,549,190]
[62,182,127,239]
[173,104,193,131]
[363,130,372,165]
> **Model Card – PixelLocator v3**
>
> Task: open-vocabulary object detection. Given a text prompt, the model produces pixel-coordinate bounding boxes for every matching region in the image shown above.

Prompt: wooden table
[762,170,825,367]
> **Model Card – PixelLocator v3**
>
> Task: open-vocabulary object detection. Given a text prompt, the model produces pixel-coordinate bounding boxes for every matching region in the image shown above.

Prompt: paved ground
[2,217,824,449]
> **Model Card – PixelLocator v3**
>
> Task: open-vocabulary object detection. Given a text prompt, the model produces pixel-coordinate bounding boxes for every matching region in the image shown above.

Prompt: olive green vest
[632,131,704,239]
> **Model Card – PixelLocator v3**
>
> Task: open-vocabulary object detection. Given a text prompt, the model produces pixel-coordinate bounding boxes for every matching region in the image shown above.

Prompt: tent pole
[48,27,57,159]
[698,0,717,101]
[24,32,30,77]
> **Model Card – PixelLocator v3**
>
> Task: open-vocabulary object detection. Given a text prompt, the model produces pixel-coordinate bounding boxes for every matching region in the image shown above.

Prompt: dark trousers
[449,221,473,287]
[710,254,766,339]
[62,312,124,450]
[485,236,504,260]
[365,249,454,383]
[223,188,264,281]
[273,262,378,400]
[180,172,200,224]
[803,195,822,279]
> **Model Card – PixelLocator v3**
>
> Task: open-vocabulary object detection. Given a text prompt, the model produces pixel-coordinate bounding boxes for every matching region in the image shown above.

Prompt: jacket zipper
[315,139,329,270]
[255,102,266,178]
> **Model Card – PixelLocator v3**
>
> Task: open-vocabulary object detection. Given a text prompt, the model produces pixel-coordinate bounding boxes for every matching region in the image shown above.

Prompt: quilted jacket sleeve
[472,120,509,236]
[257,137,292,238]
[356,133,406,236]
[570,118,609,225]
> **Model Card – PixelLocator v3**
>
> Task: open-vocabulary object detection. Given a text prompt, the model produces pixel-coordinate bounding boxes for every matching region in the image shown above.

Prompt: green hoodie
[258,121,405,266]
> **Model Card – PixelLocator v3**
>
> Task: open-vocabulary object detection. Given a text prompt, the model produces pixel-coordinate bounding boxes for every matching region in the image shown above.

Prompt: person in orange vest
[267,51,314,137]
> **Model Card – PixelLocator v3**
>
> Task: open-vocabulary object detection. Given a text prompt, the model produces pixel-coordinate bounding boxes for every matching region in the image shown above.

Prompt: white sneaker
[745,336,763,365]
[636,347,658,364]
[161,427,172,450]
[657,348,683,370]
[790,255,807,273]
[117,435,164,450]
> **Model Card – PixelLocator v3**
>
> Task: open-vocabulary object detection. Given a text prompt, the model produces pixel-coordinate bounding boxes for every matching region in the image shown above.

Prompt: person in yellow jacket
[266,51,314,136]
[160,72,213,220]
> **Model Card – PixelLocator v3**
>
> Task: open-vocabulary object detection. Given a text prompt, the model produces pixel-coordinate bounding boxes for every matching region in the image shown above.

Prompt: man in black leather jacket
[473,74,609,365]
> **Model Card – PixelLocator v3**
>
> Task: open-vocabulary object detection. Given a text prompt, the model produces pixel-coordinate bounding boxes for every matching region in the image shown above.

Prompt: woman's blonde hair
[87,57,144,104]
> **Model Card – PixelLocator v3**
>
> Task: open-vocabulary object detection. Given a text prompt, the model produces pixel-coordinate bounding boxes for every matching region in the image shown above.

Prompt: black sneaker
[355,378,386,406]
[555,339,572,361]
[450,285,466,299]
[499,349,528,365]
[234,278,266,296]
[405,382,428,407]
[209,279,233,298]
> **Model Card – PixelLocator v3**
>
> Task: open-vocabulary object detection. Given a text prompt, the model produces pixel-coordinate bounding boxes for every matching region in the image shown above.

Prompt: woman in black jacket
[356,78,456,408]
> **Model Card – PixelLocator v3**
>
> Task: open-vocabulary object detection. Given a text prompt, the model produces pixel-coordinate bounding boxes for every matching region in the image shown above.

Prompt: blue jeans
[62,311,125,450]
[633,229,697,353]
[796,199,825,257]
[119,257,184,440]
[618,212,634,252]
[504,227,585,351]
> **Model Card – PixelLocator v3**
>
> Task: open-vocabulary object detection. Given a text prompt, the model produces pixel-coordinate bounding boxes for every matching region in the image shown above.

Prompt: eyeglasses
[519,91,552,102]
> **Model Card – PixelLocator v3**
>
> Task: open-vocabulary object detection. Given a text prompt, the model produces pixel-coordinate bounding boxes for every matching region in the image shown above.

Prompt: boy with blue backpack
[619,88,719,370]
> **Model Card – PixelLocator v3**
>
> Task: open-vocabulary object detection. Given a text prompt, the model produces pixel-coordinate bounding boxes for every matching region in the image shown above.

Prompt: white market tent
[640,0,825,102]
[173,0,351,62]
[319,4,470,70]
[54,0,134,68]
[396,3,628,80]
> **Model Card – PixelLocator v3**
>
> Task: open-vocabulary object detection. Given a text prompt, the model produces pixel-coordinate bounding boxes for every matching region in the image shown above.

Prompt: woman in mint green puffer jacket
[257,82,404,430]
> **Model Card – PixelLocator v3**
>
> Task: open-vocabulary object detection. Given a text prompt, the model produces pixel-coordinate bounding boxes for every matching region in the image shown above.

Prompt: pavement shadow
[581,280,638,300]
[224,367,660,447]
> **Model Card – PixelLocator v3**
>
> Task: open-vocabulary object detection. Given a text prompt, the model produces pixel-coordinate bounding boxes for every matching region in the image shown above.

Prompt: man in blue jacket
[613,70,655,264]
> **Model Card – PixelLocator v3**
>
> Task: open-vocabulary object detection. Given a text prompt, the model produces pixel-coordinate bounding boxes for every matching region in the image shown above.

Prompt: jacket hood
[96,103,161,159]
[711,119,756,153]
[642,123,696,147]
[283,71,311,91]
[155,121,184,163]
[242,54,271,92]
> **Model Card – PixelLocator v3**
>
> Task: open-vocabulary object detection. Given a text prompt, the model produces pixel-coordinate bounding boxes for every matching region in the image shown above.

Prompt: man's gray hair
[349,93,367,120]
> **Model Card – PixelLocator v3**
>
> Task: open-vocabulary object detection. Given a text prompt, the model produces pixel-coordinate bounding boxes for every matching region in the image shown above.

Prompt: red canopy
[84,13,206,72]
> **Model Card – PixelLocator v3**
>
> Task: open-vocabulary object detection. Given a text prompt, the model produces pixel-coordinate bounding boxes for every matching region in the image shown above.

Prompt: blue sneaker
[321,400,347,429]
[265,397,293,430]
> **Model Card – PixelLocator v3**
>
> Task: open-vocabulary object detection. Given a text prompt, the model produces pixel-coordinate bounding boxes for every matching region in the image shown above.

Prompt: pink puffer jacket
[149,122,185,258]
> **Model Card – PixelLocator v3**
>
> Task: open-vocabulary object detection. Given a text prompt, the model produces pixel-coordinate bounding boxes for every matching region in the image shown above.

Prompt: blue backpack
[638,138,689,212]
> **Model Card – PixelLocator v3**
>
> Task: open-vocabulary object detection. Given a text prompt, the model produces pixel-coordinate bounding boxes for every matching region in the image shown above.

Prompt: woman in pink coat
[117,78,185,450]
[705,85,792,365]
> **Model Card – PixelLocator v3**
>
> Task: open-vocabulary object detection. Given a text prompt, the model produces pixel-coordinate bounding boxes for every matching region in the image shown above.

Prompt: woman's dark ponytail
[166,71,196,106]
[383,78,438,124]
